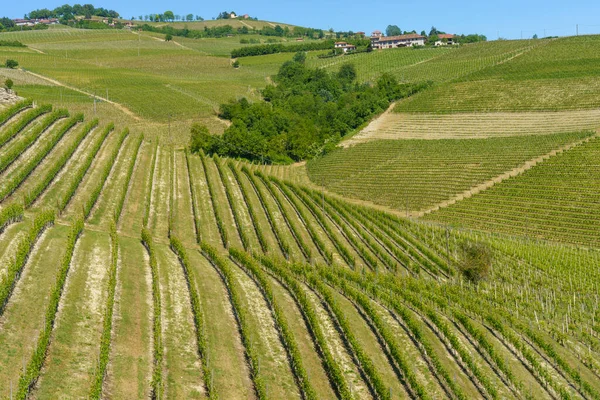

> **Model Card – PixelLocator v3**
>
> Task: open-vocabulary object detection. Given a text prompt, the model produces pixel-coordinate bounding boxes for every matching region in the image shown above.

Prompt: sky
[5,0,600,40]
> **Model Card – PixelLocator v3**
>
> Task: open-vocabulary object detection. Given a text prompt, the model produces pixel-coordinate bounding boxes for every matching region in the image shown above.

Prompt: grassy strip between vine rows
[230,248,318,400]
[228,162,268,253]
[0,102,47,148]
[320,261,469,400]
[114,134,143,223]
[214,157,249,250]
[0,99,33,129]
[23,118,98,208]
[89,222,118,399]
[0,113,82,203]
[201,243,266,399]
[285,182,355,267]
[58,123,114,213]
[141,228,163,400]
[0,209,55,316]
[241,167,290,258]
[255,172,312,261]
[143,142,158,228]
[255,255,354,400]
[0,108,69,175]
[170,236,216,398]
[199,153,228,247]
[184,149,201,243]
[83,128,129,219]
[269,177,333,264]
[17,217,83,400]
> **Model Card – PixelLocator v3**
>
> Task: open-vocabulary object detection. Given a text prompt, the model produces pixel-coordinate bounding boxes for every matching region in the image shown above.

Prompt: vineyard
[425,135,600,247]
[395,35,600,113]
[0,98,599,400]
[306,132,594,212]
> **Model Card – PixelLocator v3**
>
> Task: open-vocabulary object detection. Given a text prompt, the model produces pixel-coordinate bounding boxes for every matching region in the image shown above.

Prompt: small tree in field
[4,78,13,92]
[459,241,492,284]
[5,59,18,69]
[232,60,240,68]
[165,33,173,42]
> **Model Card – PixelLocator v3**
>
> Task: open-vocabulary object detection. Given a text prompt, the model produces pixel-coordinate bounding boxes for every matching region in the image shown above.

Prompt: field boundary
[419,131,599,217]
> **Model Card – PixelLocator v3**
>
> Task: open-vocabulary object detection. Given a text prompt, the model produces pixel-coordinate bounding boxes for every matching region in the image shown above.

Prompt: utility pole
[576,24,579,36]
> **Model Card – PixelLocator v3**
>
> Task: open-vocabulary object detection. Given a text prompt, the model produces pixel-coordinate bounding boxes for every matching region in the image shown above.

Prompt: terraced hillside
[0,100,599,399]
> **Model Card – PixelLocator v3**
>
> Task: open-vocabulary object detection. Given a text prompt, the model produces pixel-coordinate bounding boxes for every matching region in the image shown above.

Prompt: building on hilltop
[335,42,357,53]
[435,34,458,46]
[371,33,426,49]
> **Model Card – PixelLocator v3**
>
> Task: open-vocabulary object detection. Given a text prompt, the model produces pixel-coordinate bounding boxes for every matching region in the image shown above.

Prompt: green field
[0,23,600,400]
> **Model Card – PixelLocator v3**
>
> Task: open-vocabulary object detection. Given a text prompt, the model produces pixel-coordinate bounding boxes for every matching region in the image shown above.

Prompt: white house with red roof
[335,42,357,53]
[435,34,458,46]
[370,33,426,49]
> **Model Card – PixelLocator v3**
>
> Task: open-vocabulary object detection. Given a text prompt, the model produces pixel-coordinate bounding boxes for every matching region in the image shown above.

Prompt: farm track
[0,103,598,399]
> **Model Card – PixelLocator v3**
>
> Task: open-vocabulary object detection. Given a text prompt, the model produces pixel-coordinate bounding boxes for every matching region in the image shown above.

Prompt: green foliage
[165,33,173,41]
[143,142,158,228]
[199,152,228,247]
[114,135,143,223]
[0,104,52,147]
[170,236,216,398]
[17,217,83,400]
[5,59,19,69]
[195,60,426,163]
[230,249,318,400]
[0,108,67,175]
[201,243,268,399]
[82,129,128,219]
[4,78,13,91]
[89,223,118,399]
[458,241,492,283]
[0,203,24,233]
[141,228,163,399]
[231,40,334,58]
[232,59,240,68]
[0,98,33,129]
[59,123,114,212]
[189,124,212,154]
[23,118,98,208]
[386,25,402,37]
[0,209,55,316]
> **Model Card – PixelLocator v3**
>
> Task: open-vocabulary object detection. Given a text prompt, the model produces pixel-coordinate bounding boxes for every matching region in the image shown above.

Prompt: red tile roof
[373,33,425,41]
[438,34,455,39]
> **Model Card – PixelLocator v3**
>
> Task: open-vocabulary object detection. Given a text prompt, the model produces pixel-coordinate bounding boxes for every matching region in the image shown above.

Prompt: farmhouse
[335,42,357,53]
[435,34,457,46]
[371,33,426,49]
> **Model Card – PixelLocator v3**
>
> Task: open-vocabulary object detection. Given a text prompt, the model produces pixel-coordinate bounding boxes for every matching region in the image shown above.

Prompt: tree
[292,51,306,64]
[164,11,174,21]
[386,25,402,37]
[5,59,18,69]
[4,78,13,91]
[429,26,439,36]
[232,60,240,68]
[337,63,357,83]
[165,33,173,41]
[189,124,214,153]
[186,14,194,21]
[533,33,539,39]
[458,242,492,284]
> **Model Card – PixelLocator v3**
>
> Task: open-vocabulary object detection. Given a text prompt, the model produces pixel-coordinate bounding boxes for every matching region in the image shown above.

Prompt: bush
[232,59,240,68]
[5,59,18,69]
[165,33,173,41]
[4,78,13,91]
[458,242,492,283]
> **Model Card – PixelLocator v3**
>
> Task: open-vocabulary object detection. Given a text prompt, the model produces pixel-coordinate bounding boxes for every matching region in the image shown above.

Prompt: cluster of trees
[0,40,26,48]
[141,11,203,22]
[231,40,335,58]
[190,54,431,163]
[26,4,119,21]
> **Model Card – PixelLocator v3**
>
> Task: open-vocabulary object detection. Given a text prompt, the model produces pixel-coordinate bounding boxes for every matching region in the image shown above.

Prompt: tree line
[190,53,431,163]
[26,4,119,21]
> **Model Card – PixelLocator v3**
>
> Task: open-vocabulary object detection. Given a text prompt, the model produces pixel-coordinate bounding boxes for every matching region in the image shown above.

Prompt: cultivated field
[0,100,598,399]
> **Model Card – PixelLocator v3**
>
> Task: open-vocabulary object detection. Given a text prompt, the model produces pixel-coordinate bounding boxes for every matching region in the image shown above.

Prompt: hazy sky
[4,0,600,40]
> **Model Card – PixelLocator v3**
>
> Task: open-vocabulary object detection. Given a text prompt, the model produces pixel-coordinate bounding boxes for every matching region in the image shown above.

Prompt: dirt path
[22,70,141,121]
[420,133,599,216]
